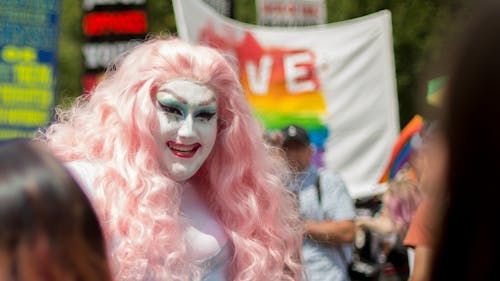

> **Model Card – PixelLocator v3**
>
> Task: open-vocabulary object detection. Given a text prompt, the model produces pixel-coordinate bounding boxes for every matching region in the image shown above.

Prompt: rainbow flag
[379,115,423,182]
[236,32,329,163]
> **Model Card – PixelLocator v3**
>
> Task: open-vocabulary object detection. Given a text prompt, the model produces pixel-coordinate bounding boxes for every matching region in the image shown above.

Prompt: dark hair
[431,1,500,280]
[0,141,111,281]
[281,124,311,150]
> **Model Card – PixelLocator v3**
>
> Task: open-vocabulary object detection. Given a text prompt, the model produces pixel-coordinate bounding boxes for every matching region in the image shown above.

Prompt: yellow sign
[0,45,55,140]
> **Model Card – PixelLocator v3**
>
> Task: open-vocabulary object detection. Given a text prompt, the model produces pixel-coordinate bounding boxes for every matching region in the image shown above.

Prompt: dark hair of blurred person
[430,1,500,280]
[0,141,112,281]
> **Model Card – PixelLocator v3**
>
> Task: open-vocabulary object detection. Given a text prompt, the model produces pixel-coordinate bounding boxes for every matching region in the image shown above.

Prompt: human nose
[178,114,195,139]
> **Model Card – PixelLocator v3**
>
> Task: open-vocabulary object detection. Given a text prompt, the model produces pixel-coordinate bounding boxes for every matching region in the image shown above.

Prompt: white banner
[173,0,399,199]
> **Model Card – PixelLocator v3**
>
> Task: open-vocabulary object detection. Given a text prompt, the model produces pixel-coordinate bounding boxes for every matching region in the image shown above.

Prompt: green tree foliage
[57,0,463,125]
[56,0,83,105]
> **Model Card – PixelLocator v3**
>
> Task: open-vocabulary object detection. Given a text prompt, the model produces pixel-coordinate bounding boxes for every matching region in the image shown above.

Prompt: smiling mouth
[167,141,201,158]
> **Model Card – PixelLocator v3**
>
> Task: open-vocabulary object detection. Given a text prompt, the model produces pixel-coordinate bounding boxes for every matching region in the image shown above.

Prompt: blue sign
[0,0,60,140]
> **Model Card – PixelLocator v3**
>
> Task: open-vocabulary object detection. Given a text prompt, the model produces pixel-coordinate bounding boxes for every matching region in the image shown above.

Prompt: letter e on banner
[284,52,316,94]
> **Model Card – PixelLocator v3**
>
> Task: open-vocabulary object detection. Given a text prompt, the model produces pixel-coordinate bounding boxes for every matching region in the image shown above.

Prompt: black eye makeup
[159,103,183,116]
[195,111,216,121]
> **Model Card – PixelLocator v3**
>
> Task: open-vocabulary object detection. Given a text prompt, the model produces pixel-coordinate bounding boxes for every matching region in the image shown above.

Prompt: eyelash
[195,111,216,121]
[159,104,216,121]
[160,104,182,116]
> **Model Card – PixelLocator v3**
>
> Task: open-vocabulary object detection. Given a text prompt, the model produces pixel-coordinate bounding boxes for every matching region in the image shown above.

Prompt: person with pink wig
[357,175,423,239]
[39,37,303,281]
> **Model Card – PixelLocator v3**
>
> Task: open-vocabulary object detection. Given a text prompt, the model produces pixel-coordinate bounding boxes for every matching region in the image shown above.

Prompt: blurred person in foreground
[0,140,111,281]
[430,1,500,280]
[281,124,356,281]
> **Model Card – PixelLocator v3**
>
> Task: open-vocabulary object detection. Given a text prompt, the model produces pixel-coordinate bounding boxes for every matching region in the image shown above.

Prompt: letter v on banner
[245,55,273,95]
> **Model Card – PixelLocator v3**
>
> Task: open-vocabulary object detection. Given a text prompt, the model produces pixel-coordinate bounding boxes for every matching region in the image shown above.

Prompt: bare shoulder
[64,160,100,198]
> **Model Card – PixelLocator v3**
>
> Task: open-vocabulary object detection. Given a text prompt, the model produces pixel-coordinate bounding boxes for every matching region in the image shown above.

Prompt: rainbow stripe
[379,115,423,182]
[236,32,329,164]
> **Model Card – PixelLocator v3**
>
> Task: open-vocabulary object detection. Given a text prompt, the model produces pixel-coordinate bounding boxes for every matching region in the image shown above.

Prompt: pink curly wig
[41,37,303,280]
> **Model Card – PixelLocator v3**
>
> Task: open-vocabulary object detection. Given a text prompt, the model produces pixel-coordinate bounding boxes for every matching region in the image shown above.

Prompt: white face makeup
[155,80,218,182]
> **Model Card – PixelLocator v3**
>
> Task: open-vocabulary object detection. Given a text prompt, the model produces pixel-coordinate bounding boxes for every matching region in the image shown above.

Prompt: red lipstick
[167,141,201,158]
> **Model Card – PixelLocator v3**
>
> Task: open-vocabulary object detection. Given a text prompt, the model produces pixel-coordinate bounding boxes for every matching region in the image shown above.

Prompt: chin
[163,155,206,182]
[168,166,200,182]
[170,172,194,182]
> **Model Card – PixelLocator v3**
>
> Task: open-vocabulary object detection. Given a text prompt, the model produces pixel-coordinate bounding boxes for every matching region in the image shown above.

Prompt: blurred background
[1,0,464,140]
[56,0,463,125]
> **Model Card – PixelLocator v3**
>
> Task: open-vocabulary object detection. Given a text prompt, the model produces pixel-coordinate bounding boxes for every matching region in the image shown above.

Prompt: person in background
[357,175,422,239]
[281,124,356,281]
[0,140,112,281]
[430,1,500,280]
[356,172,422,280]
[403,123,444,281]
[40,37,303,281]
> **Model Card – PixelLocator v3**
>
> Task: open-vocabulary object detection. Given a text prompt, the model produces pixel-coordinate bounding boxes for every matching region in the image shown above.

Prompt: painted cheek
[195,119,217,140]
[157,113,182,139]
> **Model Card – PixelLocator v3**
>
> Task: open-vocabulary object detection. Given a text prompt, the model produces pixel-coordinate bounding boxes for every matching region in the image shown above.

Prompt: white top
[65,161,232,280]
[180,183,228,261]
